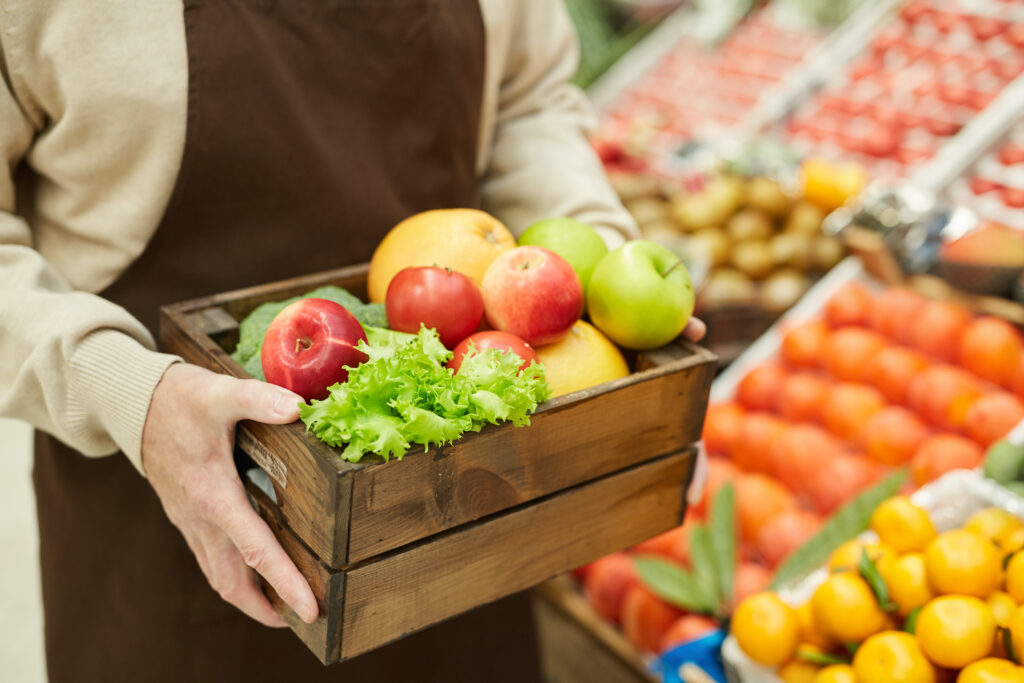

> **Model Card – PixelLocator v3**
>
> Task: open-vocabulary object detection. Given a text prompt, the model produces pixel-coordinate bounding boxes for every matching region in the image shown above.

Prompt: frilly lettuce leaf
[298,327,551,462]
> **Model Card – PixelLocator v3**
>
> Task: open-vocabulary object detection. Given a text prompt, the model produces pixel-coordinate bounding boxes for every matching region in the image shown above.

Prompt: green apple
[518,217,608,295]
[587,240,695,350]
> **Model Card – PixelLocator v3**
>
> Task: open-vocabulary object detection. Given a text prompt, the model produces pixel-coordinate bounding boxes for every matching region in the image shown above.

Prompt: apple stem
[295,337,313,353]
[661,259,685,278]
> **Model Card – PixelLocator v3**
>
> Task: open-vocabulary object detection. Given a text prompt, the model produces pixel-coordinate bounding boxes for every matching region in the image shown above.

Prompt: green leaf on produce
[298,327,551,462]
[231,286,387,381]
[709,483,737,610]
[904,607,922,635]
[1004,626,1017,664]
[859,550,895,613]
[795,647,848,667]
[688,526,721,616]
[984,441,1024,484]
[633,555,716,615]
[770,470,908,589]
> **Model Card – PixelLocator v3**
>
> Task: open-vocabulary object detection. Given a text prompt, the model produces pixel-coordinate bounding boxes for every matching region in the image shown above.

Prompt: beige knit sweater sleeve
[0,1,184,473]
[478,0,639,247]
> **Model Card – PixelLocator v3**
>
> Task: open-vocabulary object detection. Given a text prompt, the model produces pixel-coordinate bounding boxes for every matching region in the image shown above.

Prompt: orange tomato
[1012,352,1024,399]
[633,521,694,562]
[871,287,926,344]
[965,392,1024,446]
[738,362,788,412]
[960,316,1024,387]
[867,345,930,404]
[911,433,984,485]
[756,508,822,568]
[732,413,788,474]
[823,328,888,383]
[703,402,746,456]
[823,382,886,441]
[734,473,797,543]
[861,406,930,466]
[734,562,773,607]
[807,453,883,514]
[772,424,847,495]
[691,457,740,518]
[622,585,683,653]
[825,282,875,328]
[781,319,830,368]
[909,300,972,362]
[779,373,831,423]
[907,365,984,431]
[583,552,640,623]
[659,615,718,653]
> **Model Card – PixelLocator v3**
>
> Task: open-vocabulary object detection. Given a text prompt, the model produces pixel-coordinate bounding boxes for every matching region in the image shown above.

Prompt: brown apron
[33,1,541,680]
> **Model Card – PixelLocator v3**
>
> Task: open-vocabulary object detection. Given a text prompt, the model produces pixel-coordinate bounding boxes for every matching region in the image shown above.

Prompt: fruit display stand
[762,0,1024,182]
[722,469,1024,681]
[835,71,1024,322]
[159,262,716,665]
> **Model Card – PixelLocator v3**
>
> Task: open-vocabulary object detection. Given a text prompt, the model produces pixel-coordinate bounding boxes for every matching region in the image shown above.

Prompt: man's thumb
[231,378,303,423]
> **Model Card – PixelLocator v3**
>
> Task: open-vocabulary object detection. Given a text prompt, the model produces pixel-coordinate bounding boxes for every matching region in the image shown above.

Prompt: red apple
[480,246,583,346]
[447,331,537,374]
[261,298,368,401]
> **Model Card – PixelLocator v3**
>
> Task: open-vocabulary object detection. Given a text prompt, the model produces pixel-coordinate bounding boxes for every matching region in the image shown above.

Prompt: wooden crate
[533,576,656,683]
[159,263,715,663]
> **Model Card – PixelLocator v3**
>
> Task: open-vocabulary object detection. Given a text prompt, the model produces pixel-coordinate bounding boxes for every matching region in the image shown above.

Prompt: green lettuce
[231,286,387,380]
[299,327,551,462]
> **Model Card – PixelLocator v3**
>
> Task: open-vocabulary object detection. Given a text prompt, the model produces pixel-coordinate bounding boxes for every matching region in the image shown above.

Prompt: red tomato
[1003,187,1024,209]
[385,266,484,348]
[447,330,537,374]
[969,17,1007,41]
[1006,22,1024,49]
[969,176,1002,194]
[1000,144,1024,166]
[925,118,961,137]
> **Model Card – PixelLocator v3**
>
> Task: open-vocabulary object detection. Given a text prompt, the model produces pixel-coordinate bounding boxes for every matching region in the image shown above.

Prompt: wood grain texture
[339,448,694,660]
[244,447,694,664]
[246,482,346,665]
[533,577,656,683]
[346,343,714,562]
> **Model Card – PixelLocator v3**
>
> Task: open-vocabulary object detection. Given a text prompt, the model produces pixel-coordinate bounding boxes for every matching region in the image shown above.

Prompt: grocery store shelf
[912,71,1024,194]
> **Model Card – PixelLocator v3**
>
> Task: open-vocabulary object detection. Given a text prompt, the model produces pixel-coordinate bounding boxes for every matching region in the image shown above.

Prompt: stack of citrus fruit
[701,281,1024,570]
[732,495,1024,682]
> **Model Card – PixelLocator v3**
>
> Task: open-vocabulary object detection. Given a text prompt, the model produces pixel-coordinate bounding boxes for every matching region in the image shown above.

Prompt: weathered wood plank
[533,576,657,683]
[346,348,713,562]
[246,481,346,665]
[339,449,693,661]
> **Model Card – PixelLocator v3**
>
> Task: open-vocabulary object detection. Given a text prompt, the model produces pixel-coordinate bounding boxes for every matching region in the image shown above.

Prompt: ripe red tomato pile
[784,1,1024,180]
[950,120,1024,230]
[593,10,823,175]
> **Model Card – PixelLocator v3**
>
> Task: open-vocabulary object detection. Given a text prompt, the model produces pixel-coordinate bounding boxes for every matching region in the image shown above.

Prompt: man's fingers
[682,317,707,343]
[208,485,319,624]
[224,377,303,424]
[205,538,287,628]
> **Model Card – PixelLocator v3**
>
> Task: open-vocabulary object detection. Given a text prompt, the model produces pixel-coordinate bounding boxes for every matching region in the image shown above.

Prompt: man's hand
[141,363,318,627]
